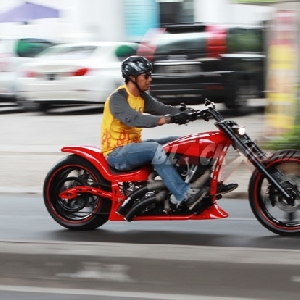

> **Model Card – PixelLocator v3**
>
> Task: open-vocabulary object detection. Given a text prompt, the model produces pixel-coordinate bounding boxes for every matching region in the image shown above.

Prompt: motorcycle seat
[107,164,144,174]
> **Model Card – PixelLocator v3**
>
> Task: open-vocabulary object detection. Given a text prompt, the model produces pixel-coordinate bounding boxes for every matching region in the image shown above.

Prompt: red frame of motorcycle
[61,130,232,222]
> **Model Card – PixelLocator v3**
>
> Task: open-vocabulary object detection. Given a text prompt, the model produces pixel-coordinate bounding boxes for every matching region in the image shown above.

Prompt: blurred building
[0,0,274,43]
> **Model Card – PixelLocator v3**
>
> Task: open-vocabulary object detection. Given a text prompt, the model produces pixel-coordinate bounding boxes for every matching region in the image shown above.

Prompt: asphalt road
[1,193,299,248]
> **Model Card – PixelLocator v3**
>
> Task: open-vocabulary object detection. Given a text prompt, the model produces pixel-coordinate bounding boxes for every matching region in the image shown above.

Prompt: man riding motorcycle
[100,55,237,210]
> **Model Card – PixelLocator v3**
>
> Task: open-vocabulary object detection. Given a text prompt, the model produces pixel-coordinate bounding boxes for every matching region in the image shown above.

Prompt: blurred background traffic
[0,0,299,148]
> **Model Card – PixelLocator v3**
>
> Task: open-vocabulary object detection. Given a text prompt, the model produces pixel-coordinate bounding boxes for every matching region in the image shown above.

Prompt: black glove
[188,111,198,121]
[170,112,189,125]
[199,110,210,121]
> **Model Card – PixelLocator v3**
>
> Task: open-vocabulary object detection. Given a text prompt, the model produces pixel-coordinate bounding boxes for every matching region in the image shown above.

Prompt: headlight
[238,126,246,135]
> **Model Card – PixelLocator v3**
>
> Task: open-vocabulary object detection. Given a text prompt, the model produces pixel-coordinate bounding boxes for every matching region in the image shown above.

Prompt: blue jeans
[106,136,189,202]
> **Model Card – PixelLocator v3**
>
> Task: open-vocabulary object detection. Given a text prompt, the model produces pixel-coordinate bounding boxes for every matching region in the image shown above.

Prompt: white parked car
[0,37,56,101]
[16,41,138,112]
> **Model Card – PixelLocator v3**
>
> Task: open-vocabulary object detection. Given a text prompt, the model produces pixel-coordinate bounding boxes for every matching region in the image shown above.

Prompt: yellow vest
[101,85,144,156]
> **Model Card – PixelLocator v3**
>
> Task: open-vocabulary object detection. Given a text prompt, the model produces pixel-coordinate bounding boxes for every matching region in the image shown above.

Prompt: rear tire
[43,154,112,230]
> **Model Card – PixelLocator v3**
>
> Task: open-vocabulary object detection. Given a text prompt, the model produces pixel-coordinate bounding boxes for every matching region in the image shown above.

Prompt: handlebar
[185,99,224,123]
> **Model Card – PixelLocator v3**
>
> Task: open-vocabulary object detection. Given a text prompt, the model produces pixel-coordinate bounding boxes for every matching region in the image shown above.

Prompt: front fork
[233,134,297,203]
[217,119,297,203]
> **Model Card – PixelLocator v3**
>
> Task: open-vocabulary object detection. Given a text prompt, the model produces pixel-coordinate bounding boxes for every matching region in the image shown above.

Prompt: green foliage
[262,126,300,150]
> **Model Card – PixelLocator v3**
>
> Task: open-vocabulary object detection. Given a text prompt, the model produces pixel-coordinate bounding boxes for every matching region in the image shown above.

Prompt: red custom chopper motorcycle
[44,100,300,236]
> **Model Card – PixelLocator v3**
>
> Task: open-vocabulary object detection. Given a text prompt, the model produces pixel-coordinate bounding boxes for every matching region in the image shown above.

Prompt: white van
[0,37,56,101]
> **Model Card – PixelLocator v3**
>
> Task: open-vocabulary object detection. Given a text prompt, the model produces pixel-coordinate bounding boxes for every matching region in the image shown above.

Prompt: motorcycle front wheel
[43,154,112,230]
[249,150,300,236]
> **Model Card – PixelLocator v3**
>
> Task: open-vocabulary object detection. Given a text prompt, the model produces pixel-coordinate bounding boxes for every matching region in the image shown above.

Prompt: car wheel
[16,97,36,112]
[225,78,257,111]
[37,103,49,113]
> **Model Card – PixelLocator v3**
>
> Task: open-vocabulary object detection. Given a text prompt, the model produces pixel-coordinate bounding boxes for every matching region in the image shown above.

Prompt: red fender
[61,145,151,182]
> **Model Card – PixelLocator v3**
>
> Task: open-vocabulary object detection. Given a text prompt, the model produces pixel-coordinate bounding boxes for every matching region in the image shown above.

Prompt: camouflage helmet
[121,55,152,78]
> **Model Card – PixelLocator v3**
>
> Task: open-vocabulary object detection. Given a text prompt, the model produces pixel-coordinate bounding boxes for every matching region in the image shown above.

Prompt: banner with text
[265,9,298,135]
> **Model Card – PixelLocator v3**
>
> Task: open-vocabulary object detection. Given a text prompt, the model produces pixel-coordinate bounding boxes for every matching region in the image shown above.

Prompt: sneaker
[184,187,210,211]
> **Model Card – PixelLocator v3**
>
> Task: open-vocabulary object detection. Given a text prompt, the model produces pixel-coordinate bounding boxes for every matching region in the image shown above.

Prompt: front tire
[43,154,112,230]
[249,150,300,236]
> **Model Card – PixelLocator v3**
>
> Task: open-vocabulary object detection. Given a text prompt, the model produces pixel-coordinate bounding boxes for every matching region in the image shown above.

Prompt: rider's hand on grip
[170,112,189,125]
[189,111,198,121]
[199,110,210,121]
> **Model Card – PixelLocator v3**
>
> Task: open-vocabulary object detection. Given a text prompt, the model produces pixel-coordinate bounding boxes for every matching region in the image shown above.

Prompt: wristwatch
[164,114,171,123]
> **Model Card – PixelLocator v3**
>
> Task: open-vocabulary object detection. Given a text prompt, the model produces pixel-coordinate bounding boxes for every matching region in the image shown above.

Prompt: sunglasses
[143,72,152,79]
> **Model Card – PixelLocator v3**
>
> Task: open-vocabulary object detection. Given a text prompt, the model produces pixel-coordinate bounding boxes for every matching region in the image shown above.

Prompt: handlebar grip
[191,110,210,122]
[169,110,211,124]
[186,111,198,122]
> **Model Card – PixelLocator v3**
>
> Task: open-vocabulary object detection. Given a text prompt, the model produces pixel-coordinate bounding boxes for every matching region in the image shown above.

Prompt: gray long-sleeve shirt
[109,87,181,128]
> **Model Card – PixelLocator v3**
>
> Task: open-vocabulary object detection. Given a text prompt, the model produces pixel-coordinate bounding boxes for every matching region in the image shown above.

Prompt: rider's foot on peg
[184,186,210,211]
[216,182,238,195]
[205,178,238,195]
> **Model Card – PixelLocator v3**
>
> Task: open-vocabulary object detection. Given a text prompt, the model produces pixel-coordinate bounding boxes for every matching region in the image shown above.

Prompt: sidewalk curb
[1,240,299,262]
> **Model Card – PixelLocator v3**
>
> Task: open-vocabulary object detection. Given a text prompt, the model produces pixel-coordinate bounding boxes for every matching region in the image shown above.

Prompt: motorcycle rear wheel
[43,154,112,230]
[249,150,300,236]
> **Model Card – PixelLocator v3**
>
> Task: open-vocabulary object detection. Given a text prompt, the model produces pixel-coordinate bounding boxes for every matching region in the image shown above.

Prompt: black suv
[137,23,266,110]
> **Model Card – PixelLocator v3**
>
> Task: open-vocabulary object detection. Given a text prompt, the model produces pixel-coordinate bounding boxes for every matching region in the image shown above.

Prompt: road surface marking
[56,262,133,282]
[0,285,263,300]
[291,276,300,282]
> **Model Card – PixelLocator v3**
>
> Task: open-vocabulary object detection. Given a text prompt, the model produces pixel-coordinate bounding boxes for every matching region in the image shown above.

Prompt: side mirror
[205,98,215,109]
[204,98,211,106]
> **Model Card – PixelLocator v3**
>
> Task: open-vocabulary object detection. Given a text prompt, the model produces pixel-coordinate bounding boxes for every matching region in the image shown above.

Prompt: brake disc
[275,175,300,213]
